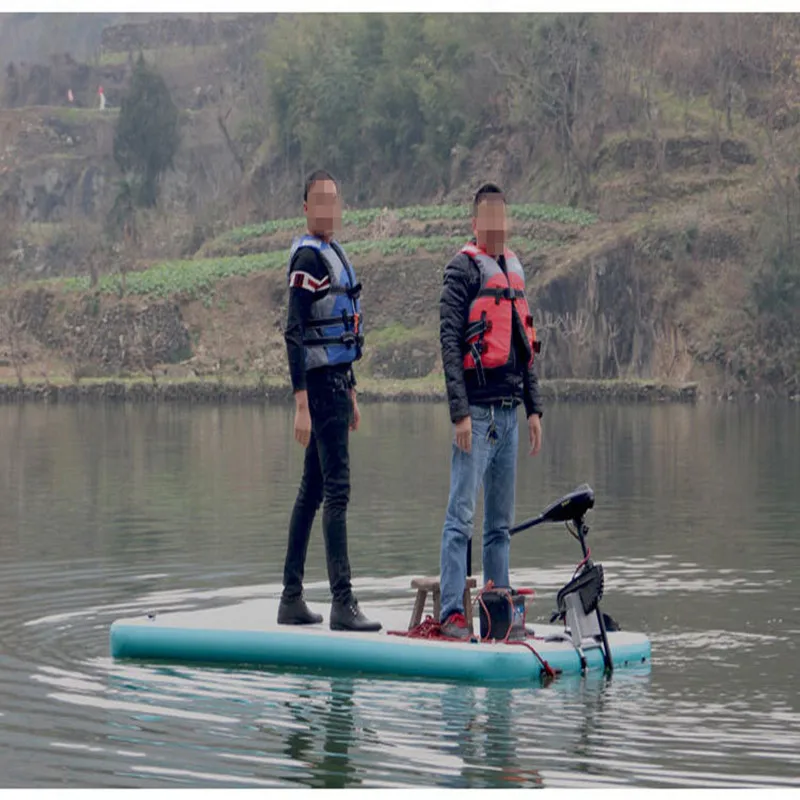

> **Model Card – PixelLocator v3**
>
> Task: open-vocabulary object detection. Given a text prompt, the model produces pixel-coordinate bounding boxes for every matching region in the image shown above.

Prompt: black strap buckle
[347,282,362,300]
[470,343,486,387]
[465,320,488,341]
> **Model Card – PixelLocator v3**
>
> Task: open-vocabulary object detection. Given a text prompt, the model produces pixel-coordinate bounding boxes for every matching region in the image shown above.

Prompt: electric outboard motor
[509,483,617,672]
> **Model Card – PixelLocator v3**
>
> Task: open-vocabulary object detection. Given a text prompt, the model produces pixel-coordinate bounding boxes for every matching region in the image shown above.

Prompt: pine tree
[112,54,180,208]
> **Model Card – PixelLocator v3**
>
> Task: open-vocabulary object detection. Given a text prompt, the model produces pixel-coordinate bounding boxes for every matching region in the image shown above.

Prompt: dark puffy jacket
[439,250,543,424]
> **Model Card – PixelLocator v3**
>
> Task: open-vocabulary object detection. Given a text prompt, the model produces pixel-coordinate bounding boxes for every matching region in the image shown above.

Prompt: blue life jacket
[287,234,363,372]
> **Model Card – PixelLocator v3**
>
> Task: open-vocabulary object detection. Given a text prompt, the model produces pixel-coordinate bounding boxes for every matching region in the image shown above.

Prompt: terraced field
[3,198,653,392]
[211,202,598,248]
[54,202,598,300]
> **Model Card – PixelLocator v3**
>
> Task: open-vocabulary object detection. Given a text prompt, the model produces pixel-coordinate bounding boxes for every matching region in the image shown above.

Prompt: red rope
[504,640,558,678]
[387,615,449,640]
[387,589,558,679]
[572,547,591,580]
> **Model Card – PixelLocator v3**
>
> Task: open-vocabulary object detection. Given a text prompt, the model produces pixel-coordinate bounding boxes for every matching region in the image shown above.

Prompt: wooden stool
[409,576,478,631]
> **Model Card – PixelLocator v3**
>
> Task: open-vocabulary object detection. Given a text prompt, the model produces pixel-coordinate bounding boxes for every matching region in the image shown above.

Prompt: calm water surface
[0,400,798,788]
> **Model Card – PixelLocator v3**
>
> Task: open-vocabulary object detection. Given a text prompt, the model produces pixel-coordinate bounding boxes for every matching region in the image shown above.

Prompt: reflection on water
[0,400,799,787]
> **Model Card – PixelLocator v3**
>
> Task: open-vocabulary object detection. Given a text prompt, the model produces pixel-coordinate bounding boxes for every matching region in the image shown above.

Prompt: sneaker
[441,612,472,640]
[330,597,382,632]
[277,595,323,626]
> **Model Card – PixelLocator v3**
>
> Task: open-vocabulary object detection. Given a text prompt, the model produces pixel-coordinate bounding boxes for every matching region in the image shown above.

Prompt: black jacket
[439,249,543,424]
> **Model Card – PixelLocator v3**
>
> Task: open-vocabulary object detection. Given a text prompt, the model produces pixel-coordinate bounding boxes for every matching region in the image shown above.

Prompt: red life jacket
[461,242,539,385]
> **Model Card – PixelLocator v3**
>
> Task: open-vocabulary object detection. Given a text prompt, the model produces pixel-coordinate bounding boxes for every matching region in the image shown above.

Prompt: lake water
[0,400,798,788]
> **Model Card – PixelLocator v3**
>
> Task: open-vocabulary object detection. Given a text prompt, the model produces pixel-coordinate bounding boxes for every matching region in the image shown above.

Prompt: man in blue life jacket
[437,183,544,640]
[278,169,381,633]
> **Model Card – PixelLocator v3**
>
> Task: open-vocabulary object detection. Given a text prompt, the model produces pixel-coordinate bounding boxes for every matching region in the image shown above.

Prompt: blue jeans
[439,404,519,623]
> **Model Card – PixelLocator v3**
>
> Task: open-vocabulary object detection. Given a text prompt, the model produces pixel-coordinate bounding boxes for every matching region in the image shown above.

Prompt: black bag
[478,588,526,641]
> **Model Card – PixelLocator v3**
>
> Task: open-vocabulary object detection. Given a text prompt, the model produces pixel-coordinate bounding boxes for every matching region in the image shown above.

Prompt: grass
[45,106,119,123]
[349,235,461,257]
[649,87,757,138]
[367,322,434,346]
[215,203,599,247]
[53,236,553,299]
[606,81,760,146]
[0,373,699,403]
[26,152,86,168]
[17,221,71,246]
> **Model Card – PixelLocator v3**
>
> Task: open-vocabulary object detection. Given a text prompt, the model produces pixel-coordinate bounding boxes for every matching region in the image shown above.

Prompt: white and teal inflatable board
[110,600,651,684]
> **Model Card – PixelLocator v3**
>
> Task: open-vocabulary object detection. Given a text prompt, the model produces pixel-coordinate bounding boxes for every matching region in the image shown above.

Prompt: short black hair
[304,169,338,202]
[473,182,505,215]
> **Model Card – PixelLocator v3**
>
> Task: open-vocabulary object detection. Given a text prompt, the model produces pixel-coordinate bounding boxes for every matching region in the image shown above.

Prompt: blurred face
[304,178,341,241]
[472,195,508,256]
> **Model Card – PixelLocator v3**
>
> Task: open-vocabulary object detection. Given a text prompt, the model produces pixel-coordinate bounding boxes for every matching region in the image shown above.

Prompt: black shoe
[329,597,382,632]
[277,595,323,625]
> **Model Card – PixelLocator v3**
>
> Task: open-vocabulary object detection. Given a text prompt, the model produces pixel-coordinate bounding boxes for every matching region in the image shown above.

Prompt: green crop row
[396,203,598,225]
[219,203,597,246]
[347,236,460,258]
[346,235,547,259]
[62,253,285,298]
[60,236,549,299]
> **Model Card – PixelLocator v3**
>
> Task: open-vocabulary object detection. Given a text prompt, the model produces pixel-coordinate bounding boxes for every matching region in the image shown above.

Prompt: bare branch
[217,108,246,174]
[479,51,520,83]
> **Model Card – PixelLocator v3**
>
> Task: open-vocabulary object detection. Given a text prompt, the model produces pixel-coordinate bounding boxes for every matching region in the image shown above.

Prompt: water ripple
[1,402,798,787]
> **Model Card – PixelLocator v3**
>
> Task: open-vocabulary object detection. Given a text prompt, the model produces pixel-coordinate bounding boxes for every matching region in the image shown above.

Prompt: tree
[259,14,488,202]
[479,14,605,202]
[112,54,180,209]
[531,15,606,201]
[105,178,138,296]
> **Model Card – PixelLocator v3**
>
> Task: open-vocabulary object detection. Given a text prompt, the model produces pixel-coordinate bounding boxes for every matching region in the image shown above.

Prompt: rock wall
[100,14,269,53]
[0,287,192,374]
[594,135,756,172]
[531,224,743,383]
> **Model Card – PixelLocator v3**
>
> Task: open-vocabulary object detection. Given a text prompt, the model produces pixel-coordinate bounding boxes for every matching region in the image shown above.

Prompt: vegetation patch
[0,375,699,405]
[61,253,283,299]
[51,236,552,299]
[215,203,598,247]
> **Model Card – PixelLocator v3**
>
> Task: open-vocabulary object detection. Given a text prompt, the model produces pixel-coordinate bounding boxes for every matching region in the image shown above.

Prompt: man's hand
[528,413,542,456]
[350,389,360,432]
[454,415,472,453]
[294,390,312,448]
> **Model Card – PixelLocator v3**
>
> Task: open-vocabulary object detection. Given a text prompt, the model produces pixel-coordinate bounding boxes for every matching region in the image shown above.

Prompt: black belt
[476,397,517,409]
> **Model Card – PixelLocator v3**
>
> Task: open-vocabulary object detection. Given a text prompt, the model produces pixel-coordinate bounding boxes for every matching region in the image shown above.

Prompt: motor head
[537,483,594,525]
[509,483,596,537]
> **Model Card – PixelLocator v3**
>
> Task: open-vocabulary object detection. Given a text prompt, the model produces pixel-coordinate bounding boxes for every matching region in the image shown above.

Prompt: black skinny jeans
[282,367,354,605]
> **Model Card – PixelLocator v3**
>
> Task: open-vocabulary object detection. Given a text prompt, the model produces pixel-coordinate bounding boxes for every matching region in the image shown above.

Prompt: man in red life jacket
[438,183,543,640]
